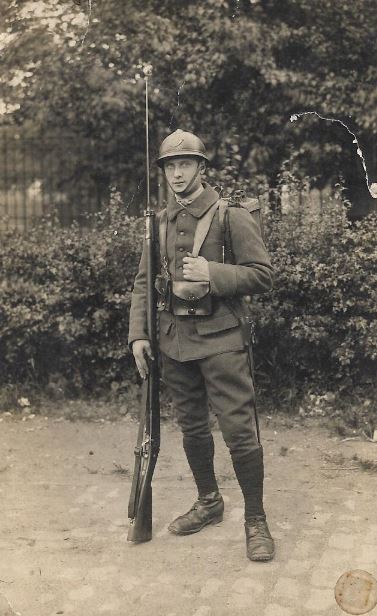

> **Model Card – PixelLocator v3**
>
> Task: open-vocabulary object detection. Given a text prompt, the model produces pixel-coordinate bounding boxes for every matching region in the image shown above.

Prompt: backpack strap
[218,198,232,264]
[157,201,219,268]
[219,197,264,263]
[158,209,168,267]
[191,201,220,257]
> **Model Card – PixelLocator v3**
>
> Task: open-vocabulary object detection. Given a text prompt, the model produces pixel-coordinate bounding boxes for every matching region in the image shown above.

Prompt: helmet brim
[156,151,210,168]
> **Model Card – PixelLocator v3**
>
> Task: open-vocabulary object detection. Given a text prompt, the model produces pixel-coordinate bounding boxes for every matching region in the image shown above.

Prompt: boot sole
[168,514,224,536]
[247,548,275,562]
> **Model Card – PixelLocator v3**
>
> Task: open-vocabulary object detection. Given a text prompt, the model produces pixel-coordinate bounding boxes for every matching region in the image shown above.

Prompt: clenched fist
[182,253,210,282]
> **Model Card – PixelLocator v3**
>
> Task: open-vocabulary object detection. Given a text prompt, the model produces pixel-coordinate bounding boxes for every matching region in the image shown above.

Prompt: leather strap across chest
[158,200,222,264]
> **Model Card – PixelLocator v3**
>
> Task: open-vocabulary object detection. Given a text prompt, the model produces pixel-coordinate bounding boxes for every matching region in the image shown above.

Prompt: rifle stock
[127,208,160,543]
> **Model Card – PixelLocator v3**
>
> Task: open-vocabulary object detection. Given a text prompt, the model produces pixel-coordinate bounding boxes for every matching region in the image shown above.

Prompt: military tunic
[128,183,273,459]
[128,184,273,361]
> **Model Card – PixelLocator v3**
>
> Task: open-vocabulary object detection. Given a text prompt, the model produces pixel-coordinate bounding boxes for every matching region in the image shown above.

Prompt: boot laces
[190,494,219,511]
[247,517,269,538]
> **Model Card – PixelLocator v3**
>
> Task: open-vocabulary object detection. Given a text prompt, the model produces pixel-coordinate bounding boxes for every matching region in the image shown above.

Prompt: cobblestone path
[0,416,376,616]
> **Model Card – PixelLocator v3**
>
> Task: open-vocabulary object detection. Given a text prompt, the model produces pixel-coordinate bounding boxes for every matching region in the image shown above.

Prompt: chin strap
[166,159,203,197]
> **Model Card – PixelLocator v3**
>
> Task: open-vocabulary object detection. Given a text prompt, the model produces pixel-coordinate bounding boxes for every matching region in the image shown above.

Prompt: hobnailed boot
[168,491,224,535]
[245,516,275,561]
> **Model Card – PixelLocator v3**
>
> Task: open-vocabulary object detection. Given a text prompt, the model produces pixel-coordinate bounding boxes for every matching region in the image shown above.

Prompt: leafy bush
[1,187,376,412]
[0,193,143,396]
[253,191,377,407]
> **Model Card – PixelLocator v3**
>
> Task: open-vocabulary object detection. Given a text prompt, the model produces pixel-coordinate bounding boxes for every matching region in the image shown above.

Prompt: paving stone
[308,512,332,525]
[318,549,353,570]
[344,499,356,512]
[264,603,293,616]
[231,577,264,594]
[354,544,377,565]
[229,507,245,522]
[284,559,312,576]
[67,585,95,601]
[292,540,314,558]
[276,521,293,530]
[304,588,336,611]
[227,594,254,609]
[192,607,212,616]
[310,568,338,588]
[244,560,279,573]
[119,576,142,592]
[328,533,354,550]
[199,578,222,598]
[272,577,300,600]
[98,600,122,612]
[302,529,323,536]
[0,593,17,616]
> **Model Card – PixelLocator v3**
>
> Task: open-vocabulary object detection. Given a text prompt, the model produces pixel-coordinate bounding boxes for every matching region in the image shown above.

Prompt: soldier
[128,129,275,561]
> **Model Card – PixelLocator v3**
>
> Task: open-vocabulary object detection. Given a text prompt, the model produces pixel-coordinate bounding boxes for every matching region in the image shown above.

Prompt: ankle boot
[245,516,275,561]
[168,491,224,535]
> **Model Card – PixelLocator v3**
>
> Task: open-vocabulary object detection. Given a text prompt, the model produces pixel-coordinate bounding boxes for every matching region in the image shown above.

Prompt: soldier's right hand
[132,340,154,380]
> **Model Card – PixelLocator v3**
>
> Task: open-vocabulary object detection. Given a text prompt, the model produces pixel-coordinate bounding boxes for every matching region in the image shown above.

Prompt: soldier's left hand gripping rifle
[128,65,160,543]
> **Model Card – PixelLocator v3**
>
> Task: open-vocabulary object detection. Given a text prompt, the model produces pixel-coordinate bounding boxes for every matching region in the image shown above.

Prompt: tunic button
[179,247,184,251]
[181,213,186,217]
[179,231,185,235]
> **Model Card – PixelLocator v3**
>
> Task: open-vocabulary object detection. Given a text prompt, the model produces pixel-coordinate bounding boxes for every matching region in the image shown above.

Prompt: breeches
[161,350,260,459]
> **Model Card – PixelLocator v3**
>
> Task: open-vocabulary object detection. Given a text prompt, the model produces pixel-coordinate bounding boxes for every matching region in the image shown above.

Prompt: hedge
[0,191,376,406]
[253,197,377,405]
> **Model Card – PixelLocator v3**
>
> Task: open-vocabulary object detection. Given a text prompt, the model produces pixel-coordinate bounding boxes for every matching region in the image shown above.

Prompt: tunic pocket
[159,311,173,335]
[195,312,239,335]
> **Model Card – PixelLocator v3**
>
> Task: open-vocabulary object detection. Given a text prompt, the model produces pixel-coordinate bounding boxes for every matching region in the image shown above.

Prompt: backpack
[218,191,264,264]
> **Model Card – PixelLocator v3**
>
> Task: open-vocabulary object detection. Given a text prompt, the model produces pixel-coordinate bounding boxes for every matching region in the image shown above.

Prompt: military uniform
[128,130,275,561]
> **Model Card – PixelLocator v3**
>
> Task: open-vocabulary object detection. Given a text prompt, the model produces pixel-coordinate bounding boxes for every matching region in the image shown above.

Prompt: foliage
[253,187,377,408]
[0,191,143,395]
[1,187,376,412]
[1,0,377,206]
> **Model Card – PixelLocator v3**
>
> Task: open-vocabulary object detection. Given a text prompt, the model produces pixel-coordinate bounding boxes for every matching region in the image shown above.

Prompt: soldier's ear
[199,160,206,174]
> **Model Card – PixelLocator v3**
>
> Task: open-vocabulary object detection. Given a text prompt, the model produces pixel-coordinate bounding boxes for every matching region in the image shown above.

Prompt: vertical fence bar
[21,134,27,231]
[13,133,18,230]
[40,127,47,217]
[4,130,9,225]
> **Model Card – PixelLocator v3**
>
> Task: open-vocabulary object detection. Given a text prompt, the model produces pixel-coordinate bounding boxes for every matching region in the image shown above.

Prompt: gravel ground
[0,413,376,616]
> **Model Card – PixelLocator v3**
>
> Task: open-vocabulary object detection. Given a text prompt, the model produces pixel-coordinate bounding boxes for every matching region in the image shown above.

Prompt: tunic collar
[175,184,204,206]
[167,183,220,221]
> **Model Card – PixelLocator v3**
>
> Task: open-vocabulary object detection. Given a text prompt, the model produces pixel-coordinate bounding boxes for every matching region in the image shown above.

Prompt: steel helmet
[157,129,209,167]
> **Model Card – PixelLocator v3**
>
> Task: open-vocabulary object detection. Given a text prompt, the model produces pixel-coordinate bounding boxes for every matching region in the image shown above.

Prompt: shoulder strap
[158,209,168,263]
[158,200,220,263]
[218,198,229,237]
[191,201,220,257]
[217,198,232,263]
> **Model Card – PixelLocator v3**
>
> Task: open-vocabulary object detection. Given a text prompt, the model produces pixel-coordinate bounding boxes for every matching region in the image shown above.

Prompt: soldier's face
[163,157,204,195]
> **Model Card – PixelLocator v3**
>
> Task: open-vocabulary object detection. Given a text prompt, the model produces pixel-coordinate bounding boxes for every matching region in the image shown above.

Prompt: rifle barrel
[145,74,150,209]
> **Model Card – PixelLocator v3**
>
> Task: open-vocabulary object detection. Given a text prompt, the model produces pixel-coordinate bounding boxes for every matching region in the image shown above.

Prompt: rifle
[127,65,160,543]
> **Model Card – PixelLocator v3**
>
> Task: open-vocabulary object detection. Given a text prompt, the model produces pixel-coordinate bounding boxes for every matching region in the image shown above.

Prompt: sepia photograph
[0,1,376,615]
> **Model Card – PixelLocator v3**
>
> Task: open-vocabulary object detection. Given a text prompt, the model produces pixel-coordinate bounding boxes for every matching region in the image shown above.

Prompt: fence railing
[0,126,161,231]
[0,126,335,232]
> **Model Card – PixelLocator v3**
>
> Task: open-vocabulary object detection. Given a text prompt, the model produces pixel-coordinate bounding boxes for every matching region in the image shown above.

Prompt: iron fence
[0,126,160,232]
[0,125,336,232]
